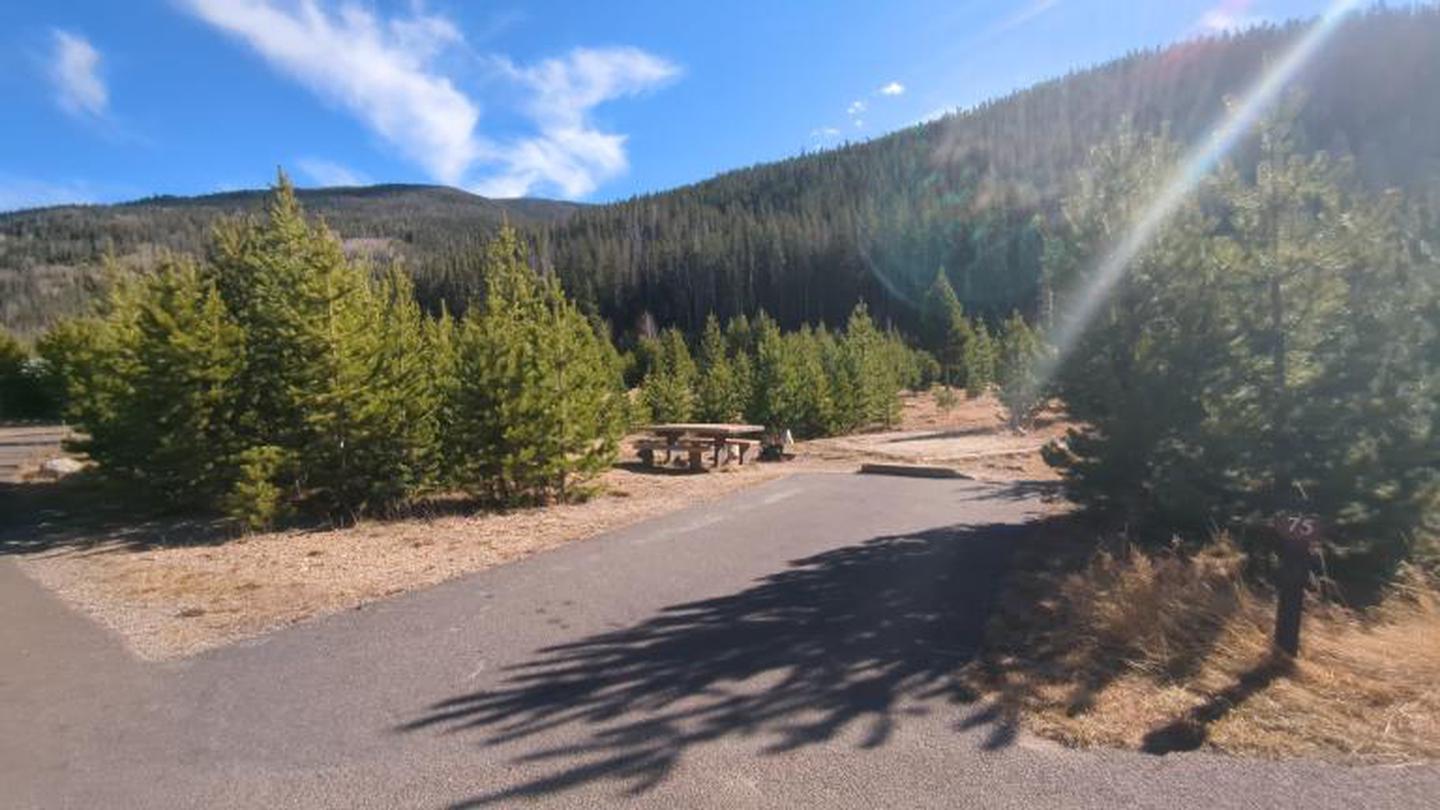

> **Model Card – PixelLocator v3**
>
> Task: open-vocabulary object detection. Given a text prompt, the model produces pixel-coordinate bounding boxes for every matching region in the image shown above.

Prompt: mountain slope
[0,185,579,334]
[5,6,1439,337]
[537,6,1440,334]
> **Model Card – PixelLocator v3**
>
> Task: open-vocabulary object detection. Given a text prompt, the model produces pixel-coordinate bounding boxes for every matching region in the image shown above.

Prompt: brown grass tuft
[967,533,1440,762]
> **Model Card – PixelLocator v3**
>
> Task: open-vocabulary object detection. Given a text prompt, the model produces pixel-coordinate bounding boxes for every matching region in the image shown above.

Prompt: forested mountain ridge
[1,185,579,334]
[5,6,1439,337]
[536,6,1440,335]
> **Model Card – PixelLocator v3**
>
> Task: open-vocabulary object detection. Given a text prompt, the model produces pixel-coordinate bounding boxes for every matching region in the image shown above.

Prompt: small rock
[38,457,84,479]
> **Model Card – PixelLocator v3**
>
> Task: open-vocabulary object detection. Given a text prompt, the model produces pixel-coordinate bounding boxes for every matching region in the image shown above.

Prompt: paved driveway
[3,473,1436,808]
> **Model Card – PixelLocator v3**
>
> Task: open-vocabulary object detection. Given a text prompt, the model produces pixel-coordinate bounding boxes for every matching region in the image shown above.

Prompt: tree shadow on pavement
[397,520,1039,806]
[957,479,1063,504]
[1140,655,1293,754]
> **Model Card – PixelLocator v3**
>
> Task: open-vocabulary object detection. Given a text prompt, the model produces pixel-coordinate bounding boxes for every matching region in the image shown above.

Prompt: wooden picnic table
[638,423,766,469]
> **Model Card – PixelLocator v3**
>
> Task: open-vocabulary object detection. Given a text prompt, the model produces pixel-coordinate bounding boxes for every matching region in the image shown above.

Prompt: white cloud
[296,158,370,187]
[181,1,676,199]
[49,30,108,118]
[181,0,477,185]
[843,98,869,131]
[878,81,905,96]
[1197,1,1265,34]
[476,47,679,198]
[811,126,841,139]
[913,106,955,126]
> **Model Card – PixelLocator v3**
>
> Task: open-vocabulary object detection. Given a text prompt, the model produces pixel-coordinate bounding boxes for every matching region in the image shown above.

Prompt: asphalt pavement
[3,473,1436,808]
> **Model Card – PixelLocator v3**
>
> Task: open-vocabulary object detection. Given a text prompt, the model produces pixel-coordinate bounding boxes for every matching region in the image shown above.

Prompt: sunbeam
[1037,0,1363,384]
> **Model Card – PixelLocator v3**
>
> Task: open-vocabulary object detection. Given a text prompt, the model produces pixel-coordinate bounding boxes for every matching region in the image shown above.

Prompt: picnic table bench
[638,423,765,470]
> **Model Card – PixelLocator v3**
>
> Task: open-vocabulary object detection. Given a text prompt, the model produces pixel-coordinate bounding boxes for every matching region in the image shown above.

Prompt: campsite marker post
[1271,513,1318,657]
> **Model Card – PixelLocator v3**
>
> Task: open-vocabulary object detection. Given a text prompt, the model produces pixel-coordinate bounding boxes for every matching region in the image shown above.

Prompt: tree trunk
[1270,273,1291,504]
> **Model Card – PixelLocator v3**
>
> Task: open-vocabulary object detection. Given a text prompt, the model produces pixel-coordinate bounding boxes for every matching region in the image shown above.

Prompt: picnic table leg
[640,448,655,467]
[713,438,724,466]
[688,447,704,471]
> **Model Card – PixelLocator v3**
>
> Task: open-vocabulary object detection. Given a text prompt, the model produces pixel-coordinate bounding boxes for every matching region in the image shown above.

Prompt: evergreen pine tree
[996,311,1048,429]
[427,303,461,488]
[0,327,58,419]
[642,327,697,422]
[206,172,340,458]
[448,227,625,504]
[820,324,862,433]
[1041,126,1223,529]
[747,312,803,431]
[203,174,439,517]
[725,313,754,358]
[544,285,628,498]
[306,267,440,516]
[696,314,742,422]
[0,328,27,419]
[450,226,546,502]
[1042,115,1438,582]
[842,302,901,429]
[963,320,997,397]
[784,326,835,437]
[920,268,961,352]
[49,259,245,507]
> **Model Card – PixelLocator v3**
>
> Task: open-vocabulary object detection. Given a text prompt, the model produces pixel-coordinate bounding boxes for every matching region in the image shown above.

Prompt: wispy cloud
[180,0,478,185]
[815,81,905,140]
[180,0,677,199]
[844,98,868,130]
[296,158,370,187]
[1196,0,1265,33]
[987,0,1061,39]
[913,106,955,126]
[0,176,97,212]
[49,30,108,119]
[476,47,679,198]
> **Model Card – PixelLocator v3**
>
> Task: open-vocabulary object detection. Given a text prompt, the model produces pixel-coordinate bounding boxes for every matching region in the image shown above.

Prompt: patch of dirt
[9,389,1071,661]
[804,390,1068,482]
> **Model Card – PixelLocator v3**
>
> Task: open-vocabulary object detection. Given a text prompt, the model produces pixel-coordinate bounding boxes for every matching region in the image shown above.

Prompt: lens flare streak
[1041,0,1362,379]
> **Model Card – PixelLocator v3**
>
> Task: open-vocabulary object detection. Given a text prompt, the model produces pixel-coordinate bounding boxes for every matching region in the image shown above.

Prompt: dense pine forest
[537,6,1440,334]
[5,6,1439,340]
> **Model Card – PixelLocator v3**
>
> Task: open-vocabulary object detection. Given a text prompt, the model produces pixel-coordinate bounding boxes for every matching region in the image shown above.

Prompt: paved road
[3,473,1437,808]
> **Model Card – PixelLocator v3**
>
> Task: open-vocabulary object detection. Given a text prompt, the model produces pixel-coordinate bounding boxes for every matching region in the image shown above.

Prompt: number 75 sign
[1273,513,1320,545]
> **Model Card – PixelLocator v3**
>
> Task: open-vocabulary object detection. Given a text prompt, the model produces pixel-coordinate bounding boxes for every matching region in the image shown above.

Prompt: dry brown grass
[967,534,1440,762]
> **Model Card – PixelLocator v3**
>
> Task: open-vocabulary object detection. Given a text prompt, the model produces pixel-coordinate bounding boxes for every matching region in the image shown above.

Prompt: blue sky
[0,0,1347,210]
